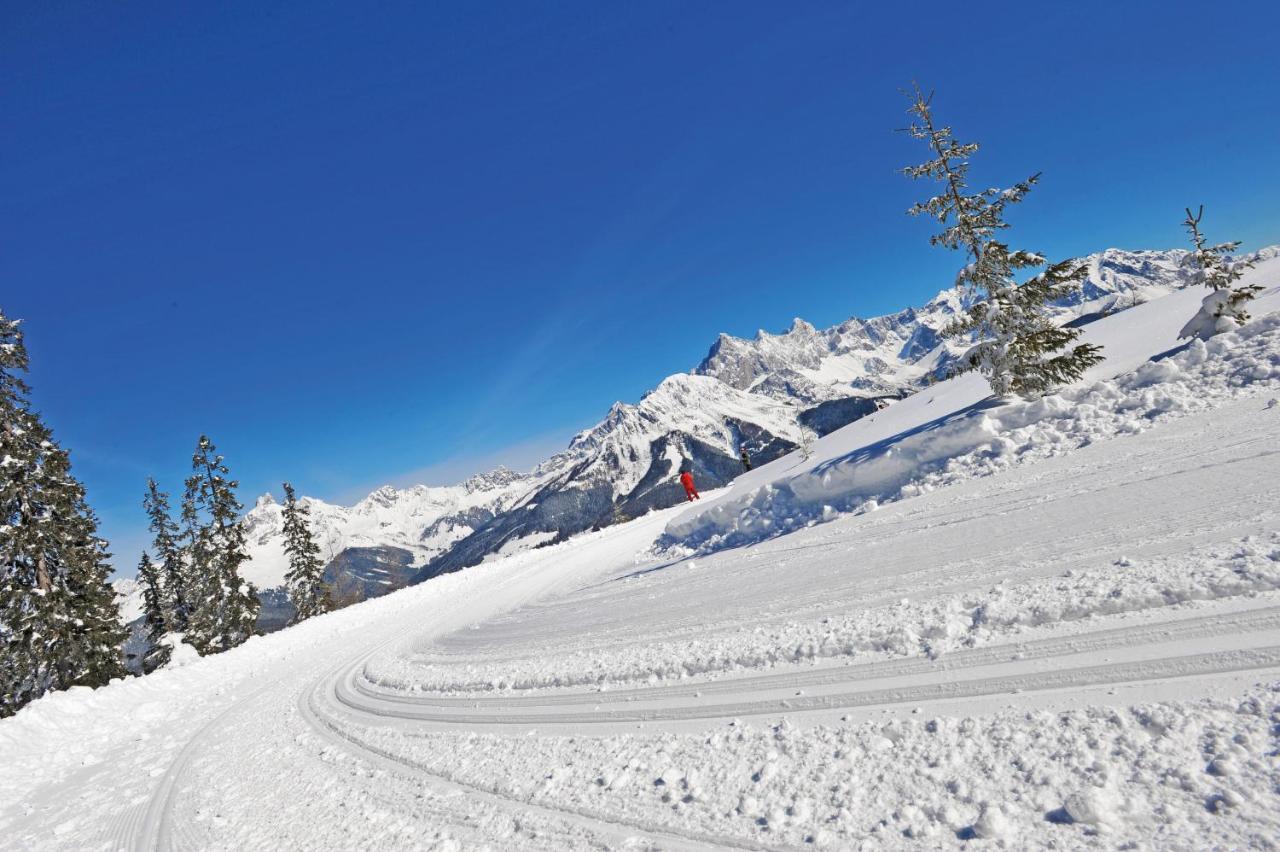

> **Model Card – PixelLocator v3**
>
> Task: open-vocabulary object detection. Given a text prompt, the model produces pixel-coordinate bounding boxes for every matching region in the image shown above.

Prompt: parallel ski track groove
[339,646,1280,726]
[354,604,1280,710]
[301,647,795,852]
[130,680,279,851]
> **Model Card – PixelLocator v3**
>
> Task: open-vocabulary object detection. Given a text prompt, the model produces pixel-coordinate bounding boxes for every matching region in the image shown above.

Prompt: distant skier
[739,448,752,472]
[679,469,700,501]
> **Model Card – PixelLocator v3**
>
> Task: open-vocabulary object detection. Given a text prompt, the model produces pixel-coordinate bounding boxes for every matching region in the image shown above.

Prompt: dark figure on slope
[740,448,752,472]
[679,470,700,502]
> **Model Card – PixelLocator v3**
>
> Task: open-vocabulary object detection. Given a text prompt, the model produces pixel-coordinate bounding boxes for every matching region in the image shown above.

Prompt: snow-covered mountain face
[225,374,805,603]
[147,244,1274,621]
[694,247,1219,403]
[424,373,804,576]
[235,469,539,593]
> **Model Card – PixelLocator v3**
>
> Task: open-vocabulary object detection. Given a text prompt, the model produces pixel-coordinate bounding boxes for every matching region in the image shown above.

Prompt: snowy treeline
[0,305,333,715]
[0,310,126,716]
[135,448,333,672]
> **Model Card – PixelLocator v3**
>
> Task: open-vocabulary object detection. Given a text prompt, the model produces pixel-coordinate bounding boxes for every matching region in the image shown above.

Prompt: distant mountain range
[119,245,1275,628]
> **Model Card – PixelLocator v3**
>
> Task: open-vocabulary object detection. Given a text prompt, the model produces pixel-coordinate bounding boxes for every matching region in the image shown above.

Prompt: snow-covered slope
[12,257,1280,850]
[127,246,1276,615]
[666,252,1280,553]
[421,245,1271,577]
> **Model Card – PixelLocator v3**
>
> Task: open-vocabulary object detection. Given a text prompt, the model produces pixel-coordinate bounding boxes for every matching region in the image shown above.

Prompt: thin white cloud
[331,424,579,504]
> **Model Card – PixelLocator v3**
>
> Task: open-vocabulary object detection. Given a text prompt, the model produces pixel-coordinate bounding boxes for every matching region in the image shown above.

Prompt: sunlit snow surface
[4,256,1280,849]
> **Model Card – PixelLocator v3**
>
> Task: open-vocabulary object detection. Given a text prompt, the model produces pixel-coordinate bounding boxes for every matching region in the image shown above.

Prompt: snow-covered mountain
[120,245,1274,623]
[422,373,804,576]
[228,371,808,603]
[236,468,539,594]
[694,247,1211,403]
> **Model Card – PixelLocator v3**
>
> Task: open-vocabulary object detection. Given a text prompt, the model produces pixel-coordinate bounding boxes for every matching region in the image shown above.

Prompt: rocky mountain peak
[462,466,526,494]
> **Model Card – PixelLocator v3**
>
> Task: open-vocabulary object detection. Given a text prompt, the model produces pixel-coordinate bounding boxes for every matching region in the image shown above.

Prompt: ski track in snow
[4,281,1280,849]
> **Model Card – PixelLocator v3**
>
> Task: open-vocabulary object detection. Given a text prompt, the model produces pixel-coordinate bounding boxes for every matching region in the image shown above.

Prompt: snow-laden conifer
[0,309,126,716]
[136,552,171,671]
[144,477,189,632]
[181,436,259,654]
[1177,206,1264,341]
[281,482,331,623]
[901,85,1103,398]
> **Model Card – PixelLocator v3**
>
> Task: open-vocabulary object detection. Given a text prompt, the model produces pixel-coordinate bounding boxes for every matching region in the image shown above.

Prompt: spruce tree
[181,436,260,654]
[901,85,1103,398]
[281,482,331,624]
[1177,206,1264,340]
[1,309,127,716]
[136,553,171,671]
[143,477,189,632]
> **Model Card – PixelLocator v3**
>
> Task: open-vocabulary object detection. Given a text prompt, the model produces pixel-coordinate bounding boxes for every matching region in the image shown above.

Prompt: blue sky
[2,1,1278,572]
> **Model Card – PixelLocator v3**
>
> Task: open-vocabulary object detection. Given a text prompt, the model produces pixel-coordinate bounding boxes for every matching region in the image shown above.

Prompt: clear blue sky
[2,1,1277,572]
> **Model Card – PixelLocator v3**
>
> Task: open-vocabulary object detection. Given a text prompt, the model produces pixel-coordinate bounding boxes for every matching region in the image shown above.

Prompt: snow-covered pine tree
[144,477,189,632]
[0,309,127,716]
[136,552,171,671]
[901,85,1103,398]
[1177,206,1264,340]
[281,482,331,624]
[181,436,259,654]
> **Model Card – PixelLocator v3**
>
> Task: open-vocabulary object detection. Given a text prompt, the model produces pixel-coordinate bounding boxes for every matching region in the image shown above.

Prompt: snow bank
[364,533,1280,693]
[661,313,1280,556]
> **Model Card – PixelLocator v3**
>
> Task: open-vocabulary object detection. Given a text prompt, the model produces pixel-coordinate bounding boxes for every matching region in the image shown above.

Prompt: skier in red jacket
[679,470,700,501]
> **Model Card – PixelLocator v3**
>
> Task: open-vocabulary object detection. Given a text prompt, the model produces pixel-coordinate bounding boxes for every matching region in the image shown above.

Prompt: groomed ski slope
[3,265,1280,850]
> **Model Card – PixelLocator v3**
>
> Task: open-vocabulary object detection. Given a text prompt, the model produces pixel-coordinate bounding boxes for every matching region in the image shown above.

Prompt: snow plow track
[322,606,1280,727]
[350,605,1280,712]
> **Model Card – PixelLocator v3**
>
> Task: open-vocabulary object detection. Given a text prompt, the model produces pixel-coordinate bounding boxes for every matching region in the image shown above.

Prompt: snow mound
[159,634,202,669]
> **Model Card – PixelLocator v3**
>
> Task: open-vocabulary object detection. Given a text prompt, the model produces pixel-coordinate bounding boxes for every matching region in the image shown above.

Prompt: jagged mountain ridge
[119,245,1272,621]
[236,469,539,592]
[693,247,1210,402]
[421,373,805,576]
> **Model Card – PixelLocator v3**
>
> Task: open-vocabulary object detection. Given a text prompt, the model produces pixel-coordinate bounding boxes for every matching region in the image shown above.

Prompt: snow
[695,245,1226,402]
[107,245,1269,615]
[664,263,1280,555]
[158,633,202,669]
[4,257,1280,849]
[234,472,540,589]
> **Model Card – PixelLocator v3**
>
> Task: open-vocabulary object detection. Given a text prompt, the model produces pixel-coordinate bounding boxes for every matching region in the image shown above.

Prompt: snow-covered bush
[1178,206,1264,341]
